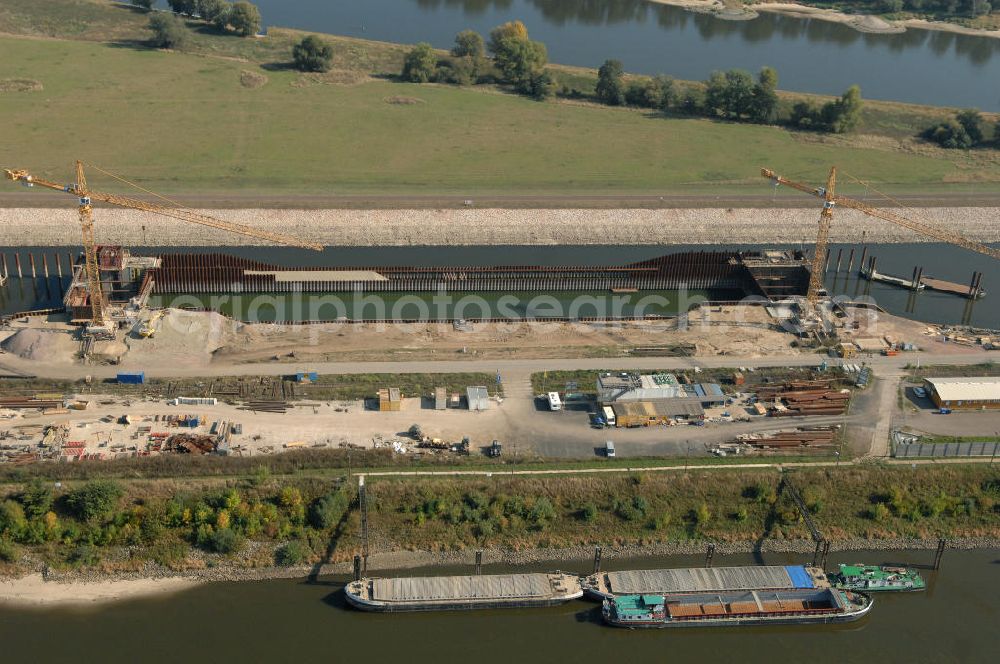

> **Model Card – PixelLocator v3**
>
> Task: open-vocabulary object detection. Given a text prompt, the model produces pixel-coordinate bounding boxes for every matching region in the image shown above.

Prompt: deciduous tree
[595,59,626,106]
[293,35,334,72]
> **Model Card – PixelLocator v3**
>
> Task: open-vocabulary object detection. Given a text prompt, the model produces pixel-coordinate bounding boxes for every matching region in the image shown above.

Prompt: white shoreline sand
[0,573,201,607]
[1,207,998,247]
[648,0,1000,39]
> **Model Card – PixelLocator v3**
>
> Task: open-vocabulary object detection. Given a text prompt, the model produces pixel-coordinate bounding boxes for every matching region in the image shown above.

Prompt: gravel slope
[1,207,999,247]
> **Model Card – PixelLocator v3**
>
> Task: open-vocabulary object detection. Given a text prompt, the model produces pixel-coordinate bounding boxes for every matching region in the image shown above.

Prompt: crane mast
[5,162,322,327]
[762,166,1000,303]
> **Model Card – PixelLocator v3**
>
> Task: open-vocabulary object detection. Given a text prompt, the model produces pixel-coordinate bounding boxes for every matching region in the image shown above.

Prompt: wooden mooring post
[54,252,63,278]
[353,555,362,582]
[28,253,36,278]
[847,248,856,273]
[933,538,947,570]
[475,550,483,576]
[812,539,824,567]
[593,545,602,574]
[835,248,843,273]
[705,543,716,568]
[14,253,22,279]
[820,540,831,569]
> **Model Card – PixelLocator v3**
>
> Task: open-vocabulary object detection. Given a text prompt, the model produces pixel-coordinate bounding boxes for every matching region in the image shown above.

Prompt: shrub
[148,14,189,50]
[150,539,187,567]
[402,43,438,83]
[579,503,598,522]
[693,503,711,526]
[228,1,261,37]
[69,544,100,566]
[65,480,124,522]
[309,489,350,530]
[732,506,749,522]
[293,36,334,73]
[595,59,626,106]
[275,540,310,566]
[208,528,243,554]
[0,538,16,563]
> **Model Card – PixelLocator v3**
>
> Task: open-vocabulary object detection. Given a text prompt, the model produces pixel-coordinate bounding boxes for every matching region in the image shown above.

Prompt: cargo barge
[830,564,926,592]
[602,589,872,629]
[344,572,583,612]
[583,565,830,600]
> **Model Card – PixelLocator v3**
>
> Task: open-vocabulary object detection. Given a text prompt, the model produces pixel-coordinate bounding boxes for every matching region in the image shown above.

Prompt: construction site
[0,163,999,465]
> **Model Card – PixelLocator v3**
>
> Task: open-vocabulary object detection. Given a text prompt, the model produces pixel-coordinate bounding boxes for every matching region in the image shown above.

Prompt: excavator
[5,161,322,334]
[762,166,1000,304]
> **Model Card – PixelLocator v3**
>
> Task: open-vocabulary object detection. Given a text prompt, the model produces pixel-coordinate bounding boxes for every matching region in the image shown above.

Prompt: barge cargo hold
[344,572,583,612]
[602,589,872,629]
[583,565,830,600]
[830,564,926,592]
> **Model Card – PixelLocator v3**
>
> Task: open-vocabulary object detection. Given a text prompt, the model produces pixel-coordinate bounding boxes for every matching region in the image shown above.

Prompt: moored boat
[345,572,583,612]
[602,588,872,629]
[830,564,926,592]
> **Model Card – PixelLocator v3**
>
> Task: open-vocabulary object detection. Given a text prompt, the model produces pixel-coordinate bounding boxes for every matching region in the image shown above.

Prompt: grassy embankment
[0,0,998,197]
[1,464,997,574]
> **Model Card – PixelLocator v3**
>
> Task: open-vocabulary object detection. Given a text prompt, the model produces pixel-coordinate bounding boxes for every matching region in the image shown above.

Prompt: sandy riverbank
[2,207,1000,247]
[649,0,1000,38]
[0,573,201,607]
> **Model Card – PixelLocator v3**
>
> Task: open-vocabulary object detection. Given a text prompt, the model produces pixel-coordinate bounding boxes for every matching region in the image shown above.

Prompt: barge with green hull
[602,588,872,629]
[830,564,926,592]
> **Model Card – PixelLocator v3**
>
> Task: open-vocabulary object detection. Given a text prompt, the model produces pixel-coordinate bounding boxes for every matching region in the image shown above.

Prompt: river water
[0,548,996,662]
[239,0,1000,110]
[2,243,997,328]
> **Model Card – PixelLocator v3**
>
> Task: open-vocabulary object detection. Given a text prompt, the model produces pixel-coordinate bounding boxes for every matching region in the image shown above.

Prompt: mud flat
[1,207,999,248]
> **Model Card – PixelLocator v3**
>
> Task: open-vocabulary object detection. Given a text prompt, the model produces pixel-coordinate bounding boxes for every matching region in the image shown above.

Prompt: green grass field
[0,1,998,196]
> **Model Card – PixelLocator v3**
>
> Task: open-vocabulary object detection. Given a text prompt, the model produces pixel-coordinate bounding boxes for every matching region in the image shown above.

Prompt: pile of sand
[121,309,241,369]
[0,329,77,363]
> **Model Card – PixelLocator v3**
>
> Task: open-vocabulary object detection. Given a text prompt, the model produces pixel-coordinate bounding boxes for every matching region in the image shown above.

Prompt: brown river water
[1,548,997,663]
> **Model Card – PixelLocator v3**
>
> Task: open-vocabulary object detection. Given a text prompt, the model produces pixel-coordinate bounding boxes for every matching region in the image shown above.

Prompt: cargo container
[117,371,145,385]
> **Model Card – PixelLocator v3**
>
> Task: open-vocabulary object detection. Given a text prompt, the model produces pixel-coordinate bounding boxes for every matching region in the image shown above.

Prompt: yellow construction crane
[5,161,322,327]
[762,166,1000,304]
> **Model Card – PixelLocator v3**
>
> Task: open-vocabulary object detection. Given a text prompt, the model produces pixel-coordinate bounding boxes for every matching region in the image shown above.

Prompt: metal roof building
[924,377,1000,409]
[597,373,725,407]
[466,386,490,411]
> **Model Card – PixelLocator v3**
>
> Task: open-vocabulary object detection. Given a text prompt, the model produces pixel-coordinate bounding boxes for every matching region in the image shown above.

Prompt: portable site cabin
[547,392,562,411]
[434,387,447,410]
[467,386,490,411]
[379,388,402,412]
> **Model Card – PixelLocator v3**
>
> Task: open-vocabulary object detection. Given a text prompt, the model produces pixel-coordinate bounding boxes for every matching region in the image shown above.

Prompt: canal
[238,0,1000,110]
[0,548,995,663]
[2,243,998,328]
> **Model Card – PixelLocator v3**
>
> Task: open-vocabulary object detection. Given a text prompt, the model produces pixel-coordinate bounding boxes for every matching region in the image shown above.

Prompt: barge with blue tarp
[583,565,829,600]
[602,588,872,629]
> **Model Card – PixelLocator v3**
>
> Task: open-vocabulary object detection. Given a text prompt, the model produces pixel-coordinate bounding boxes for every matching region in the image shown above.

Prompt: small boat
[830,564,926,592]
[601,588,872,629]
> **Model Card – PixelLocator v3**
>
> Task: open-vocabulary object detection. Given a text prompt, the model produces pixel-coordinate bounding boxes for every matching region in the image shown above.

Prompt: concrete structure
[923,377,1000,410]
[466,386,489,411]
[434,387,447,410]
[378,388,402,412]
[597,373,725,408]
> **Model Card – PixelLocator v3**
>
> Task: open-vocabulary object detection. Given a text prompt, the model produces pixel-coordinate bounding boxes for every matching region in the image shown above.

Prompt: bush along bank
[5,464,996,576]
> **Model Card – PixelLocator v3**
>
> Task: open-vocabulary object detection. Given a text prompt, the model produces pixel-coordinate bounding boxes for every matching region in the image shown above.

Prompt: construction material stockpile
[241,400,289,414]
[737,427,838,448]
[0,396,63,410]
[756,380,850,417]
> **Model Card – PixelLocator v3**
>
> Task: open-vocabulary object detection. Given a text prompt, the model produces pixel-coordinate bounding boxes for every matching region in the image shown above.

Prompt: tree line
[397,22,864,134]
[861,0,994,18]
[139,0,263,49]
[402,21,555,99]
[922,109,1000,149]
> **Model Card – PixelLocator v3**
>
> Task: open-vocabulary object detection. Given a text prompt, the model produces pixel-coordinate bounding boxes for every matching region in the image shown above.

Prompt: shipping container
[116,371,145,385]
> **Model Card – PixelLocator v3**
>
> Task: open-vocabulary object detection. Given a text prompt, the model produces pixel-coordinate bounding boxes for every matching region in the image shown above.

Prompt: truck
[546,392,562,411]
[602,405,616,427]
[488,439,502,457]
[605,440,616,458]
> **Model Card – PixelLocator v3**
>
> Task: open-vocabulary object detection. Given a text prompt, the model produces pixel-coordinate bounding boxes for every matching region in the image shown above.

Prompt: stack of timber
[241,400,289,414]
[757,382,849,417]
[164,434,217,455]
[735,427,838,448]
[0,397,64,410]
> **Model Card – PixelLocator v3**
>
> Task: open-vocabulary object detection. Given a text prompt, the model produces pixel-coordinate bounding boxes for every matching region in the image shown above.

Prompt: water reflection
[410,0,999,62]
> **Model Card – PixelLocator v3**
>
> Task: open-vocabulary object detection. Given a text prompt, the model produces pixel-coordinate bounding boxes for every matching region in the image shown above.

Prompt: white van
[602,406,616,427]
[547,392,562,411]
[605,440,616,458]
